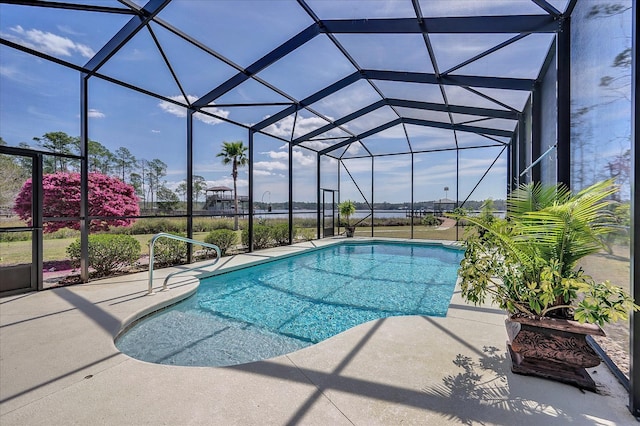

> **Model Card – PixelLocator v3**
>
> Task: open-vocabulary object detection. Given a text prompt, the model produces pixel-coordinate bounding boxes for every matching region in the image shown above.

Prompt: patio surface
[0,238,636,425]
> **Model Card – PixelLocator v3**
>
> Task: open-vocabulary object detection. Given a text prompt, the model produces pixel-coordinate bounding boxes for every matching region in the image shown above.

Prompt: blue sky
[0,0,631,203]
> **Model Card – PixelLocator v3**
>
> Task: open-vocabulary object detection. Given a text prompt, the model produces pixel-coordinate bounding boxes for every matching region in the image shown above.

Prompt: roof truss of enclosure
[1,0,571,167]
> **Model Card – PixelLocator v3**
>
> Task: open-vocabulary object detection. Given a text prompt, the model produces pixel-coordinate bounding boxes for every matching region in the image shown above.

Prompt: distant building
[203,186,248,216]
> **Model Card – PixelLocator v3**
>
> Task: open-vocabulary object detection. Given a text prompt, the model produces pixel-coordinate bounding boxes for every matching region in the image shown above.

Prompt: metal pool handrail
[147,232,221,295]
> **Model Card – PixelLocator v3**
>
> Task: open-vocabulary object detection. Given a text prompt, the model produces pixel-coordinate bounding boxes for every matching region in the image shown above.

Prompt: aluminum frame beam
[320,15,560,34]
[253,70,532,132]
[83,0,170,76]
[388,99,519,119]
[556,22,571,188]
[3,0,136,14]
[193,24,320,108]
[365,70,535,91]
[292,100,387,144]
[318,117,512,155]
[291,98,517,145]
[252,72,361,131]
[531,0,562,17]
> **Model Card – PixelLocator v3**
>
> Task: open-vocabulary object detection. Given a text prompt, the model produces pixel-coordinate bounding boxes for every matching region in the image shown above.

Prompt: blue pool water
[116,242,463,367]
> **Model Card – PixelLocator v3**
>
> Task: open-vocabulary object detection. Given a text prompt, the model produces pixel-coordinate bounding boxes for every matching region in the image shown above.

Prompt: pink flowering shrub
[14,172,139,232]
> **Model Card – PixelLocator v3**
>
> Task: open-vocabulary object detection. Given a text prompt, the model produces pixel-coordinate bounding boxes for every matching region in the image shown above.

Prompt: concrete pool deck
[0,238,636,425]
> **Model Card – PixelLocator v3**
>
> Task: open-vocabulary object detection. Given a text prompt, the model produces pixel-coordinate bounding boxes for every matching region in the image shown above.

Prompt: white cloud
[254,169,274,177]
[207,177,248,191]
[0,65,19,80]
[298,139,334,151]
[342,107,398,135]
[265,151,287,160]
[158,97,188,117]
[313,80,383,118]
[56,25,82,36]
[4,25,94,58]
[263,114,334,139]
[151,129,161,134]
[292,150,314,167]
[342,142,365,156]
[158,95,229,125]
[253,149,315,175]
[194,110,229,125]
[88,109,105,118]
[27,106,56,121]
[254,160,287,171]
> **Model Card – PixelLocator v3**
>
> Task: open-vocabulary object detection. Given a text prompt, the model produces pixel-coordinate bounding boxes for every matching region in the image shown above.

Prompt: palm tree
[216,141,248,230]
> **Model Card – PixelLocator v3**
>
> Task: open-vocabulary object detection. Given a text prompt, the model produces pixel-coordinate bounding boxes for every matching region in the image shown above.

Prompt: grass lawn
[1,232,218,265]
[353,225,461,240]
[1,226,462,266]
[577,244,632,378]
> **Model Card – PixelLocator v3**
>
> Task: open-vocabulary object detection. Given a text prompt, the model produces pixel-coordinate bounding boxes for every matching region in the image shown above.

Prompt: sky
[0,0,631,204]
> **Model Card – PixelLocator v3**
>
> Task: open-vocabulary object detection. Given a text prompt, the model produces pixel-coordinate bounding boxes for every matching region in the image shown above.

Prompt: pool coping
[1,237,635,425]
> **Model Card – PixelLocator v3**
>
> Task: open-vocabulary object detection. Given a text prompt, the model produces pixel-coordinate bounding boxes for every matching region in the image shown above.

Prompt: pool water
[116,242,463,367]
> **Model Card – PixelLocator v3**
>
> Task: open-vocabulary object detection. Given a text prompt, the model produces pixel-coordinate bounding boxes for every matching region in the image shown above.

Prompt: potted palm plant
[456,179,637,390]
[339,200,357,237]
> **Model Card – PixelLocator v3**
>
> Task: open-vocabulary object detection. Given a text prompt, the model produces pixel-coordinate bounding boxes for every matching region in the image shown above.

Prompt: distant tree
[33,131,79,172]
[88,140,114,174]
[216,141,248,230]
[176,181,187,202]
[606,149,630,200]
[114,147,136,182]
[146,158,167,209]
[14,172,139,232]
[15,142,33,173]
[129,172,144,201]
[193,175,206,205]
[176,175,207,205]
[480,199,495,224]
[156,185,180,212]
[137,159,148,209]
[572,3,632,193]
[0,138,31,209]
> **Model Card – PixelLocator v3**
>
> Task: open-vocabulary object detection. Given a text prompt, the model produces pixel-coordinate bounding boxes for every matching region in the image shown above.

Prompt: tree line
[1,132,207,212]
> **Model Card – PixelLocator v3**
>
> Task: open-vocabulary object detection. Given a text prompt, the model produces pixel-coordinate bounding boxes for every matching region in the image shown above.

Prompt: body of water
[116,242,463,367]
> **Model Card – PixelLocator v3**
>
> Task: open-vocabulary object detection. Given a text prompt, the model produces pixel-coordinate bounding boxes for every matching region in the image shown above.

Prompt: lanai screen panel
[413,150,458,206]
[540,46,558,186]
[292,145,318,223]
[568,0,633,382]
[457,146,508,206]
[1,0,571,232]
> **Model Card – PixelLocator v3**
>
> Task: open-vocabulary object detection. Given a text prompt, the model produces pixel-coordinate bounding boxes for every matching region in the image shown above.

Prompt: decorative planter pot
[345,226,355,237]
[505,315,605,391]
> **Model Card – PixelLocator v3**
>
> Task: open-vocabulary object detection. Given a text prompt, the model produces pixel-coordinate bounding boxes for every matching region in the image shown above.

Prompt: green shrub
[151,233,188,266]
[271,223,290,246]
[0,231,31,242]
[107,217,239,235]
[204,229,237,256]
[241,225,273,249]
[421,214,440,226]
[297,227,316,241]
[66,234,141,277]
[49,228,80,239]
[123,218,185,235]
[240,228,248,247]
[292,217,317,228]
[193,218,234,232]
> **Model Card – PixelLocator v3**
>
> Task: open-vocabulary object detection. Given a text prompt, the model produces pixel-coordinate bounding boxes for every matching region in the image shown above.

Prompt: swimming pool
[116,241,463,367]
